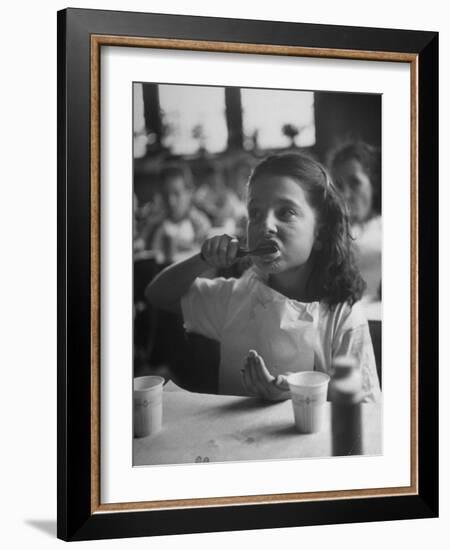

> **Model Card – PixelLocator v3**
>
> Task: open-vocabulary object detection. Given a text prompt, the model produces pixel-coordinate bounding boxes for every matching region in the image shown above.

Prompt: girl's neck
[268,259,316,302]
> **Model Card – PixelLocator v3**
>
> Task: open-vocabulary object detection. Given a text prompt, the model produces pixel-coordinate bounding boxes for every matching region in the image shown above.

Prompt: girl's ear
[313,222,324,250]
[313,220,323,240]
[313,239,323,251]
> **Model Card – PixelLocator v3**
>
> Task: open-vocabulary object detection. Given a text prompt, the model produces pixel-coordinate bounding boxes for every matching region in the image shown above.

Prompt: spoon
[236,244,278,258]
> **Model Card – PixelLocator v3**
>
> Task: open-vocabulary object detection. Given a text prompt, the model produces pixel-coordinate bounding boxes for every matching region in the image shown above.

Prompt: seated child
[151,163,211,264]
[194,163,247,235]
[146,153,381,402]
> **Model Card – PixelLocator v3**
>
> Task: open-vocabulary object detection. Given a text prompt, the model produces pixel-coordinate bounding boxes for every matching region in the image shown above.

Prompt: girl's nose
[168,196,178,209]
[342,186,353,201]
[261,210,278,234]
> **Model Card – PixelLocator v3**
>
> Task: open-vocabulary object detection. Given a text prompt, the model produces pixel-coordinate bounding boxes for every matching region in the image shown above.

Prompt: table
[133,383,382,466]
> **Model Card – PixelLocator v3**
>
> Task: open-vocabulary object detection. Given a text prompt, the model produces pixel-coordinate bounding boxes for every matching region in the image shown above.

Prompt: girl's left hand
[241,350,291,402]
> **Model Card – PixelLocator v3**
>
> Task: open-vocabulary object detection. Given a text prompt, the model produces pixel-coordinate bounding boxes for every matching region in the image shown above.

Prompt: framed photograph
[57,8,438,541]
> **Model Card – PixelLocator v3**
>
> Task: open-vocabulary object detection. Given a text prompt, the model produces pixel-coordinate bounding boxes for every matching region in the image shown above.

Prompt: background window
[159,84,228,155]
[241,88,315,149]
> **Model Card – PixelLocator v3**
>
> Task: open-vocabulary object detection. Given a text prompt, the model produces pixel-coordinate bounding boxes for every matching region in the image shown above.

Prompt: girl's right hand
[200,234,240,268]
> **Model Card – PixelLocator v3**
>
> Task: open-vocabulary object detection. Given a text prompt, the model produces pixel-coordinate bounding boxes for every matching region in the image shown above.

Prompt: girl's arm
[145,234,240,314]
[145,253,208,314]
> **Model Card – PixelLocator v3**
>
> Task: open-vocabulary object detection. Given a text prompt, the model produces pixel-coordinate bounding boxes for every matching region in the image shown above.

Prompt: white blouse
[181,267,381,401]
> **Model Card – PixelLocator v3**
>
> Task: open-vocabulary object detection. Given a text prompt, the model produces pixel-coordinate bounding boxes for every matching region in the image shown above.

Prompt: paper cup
[287,371,330,433]
[133,375,165,438]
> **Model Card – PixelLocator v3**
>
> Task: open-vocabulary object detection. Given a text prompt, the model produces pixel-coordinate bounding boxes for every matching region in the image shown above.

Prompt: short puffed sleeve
[332,302,381,402]
[181,276,236,341]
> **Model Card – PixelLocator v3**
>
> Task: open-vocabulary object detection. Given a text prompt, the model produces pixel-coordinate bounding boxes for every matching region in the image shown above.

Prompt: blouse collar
[246,266,320,321]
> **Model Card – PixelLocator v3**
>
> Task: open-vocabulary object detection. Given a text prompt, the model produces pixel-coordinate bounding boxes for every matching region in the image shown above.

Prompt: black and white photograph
[1,0,442,546]
[132,82,383,466]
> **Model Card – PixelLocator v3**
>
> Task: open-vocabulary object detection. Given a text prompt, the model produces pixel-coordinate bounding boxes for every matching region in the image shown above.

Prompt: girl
[146,153,381,402]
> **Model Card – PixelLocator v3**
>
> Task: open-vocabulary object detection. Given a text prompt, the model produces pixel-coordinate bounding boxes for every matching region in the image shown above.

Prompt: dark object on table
[329,357,364,456]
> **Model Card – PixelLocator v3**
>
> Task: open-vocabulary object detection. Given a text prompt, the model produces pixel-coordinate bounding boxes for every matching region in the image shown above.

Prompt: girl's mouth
[257,245,281,263]
[260,251,281,263]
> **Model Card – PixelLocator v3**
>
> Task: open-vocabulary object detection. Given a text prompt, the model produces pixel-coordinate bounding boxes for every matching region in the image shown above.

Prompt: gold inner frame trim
[90,34,419,514]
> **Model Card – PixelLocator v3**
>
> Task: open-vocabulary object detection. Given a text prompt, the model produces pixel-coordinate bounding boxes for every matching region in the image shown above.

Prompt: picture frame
[57,7,438,541]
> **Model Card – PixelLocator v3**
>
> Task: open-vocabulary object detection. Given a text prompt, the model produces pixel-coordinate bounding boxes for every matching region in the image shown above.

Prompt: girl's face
[247,175,319,275]
[333,159,372,223]
[162,176,192,222]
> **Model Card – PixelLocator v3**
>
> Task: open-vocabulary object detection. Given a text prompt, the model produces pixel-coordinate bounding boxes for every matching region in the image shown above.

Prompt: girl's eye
[278,207,296,220]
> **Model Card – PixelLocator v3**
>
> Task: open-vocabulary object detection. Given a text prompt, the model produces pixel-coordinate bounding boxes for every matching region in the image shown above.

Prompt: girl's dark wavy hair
[249,152,366,307]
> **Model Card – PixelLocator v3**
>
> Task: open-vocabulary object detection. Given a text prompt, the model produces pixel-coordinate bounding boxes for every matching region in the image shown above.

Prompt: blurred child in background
[329,142,382,302]
[151,164,211,265]
[194,163,247,236]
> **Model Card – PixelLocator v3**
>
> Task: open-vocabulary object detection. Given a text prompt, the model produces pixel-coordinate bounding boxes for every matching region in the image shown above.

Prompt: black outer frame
[57,8,438,542]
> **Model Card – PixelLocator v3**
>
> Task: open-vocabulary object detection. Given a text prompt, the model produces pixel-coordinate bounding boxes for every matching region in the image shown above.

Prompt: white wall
[0,1,447,548]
